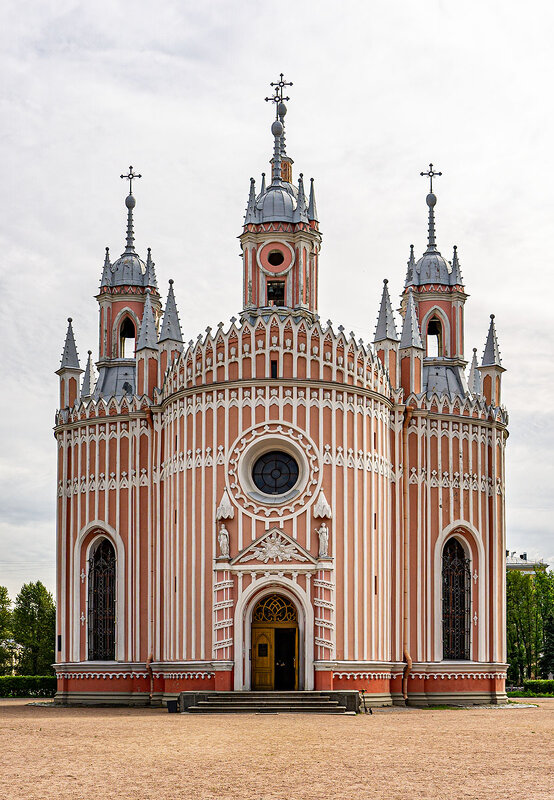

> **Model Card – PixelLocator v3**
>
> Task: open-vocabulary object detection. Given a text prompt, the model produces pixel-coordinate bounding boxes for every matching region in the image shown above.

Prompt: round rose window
[252,451,299,495]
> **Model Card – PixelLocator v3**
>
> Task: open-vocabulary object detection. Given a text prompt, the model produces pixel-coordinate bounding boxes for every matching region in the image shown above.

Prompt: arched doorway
[87,538,116,660]
[442,538,471,660]
[251,594,298,690]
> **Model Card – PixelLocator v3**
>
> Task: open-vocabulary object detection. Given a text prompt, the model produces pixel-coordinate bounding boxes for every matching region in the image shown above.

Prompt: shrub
[523,679,554,695]
[0,675,57,698]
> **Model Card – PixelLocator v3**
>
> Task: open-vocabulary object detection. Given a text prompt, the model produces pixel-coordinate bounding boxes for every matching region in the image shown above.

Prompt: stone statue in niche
[317,523,330,558]
[218,524,230,559]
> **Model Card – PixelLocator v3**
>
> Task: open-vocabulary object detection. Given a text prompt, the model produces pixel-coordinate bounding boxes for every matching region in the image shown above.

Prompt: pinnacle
[374,279,398,343]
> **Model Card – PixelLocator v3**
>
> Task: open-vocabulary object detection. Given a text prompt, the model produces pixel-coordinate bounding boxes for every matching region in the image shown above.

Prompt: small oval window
[267,250,285,267]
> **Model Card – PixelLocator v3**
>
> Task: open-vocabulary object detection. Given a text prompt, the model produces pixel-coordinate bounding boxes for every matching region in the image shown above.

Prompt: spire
[374,279,398,343]
[450,245,463,286]
[400,290,423,349]
[159,279,183,345]
[481,314,502,367]
[260,172,266,194]
[81,351,96,397]
[145,247,158,288]
[265,73,292,185]
[420,163,442,253]
[59,318,80,369]
[404,244,416,286]
[294,173,308,222]
[308,178,318,222]
[270,117,284,184]
[245,177,257,224]
[120,166,142,254]
[468,347,481,395]
[136,291,158,351]
[100,247,111,287]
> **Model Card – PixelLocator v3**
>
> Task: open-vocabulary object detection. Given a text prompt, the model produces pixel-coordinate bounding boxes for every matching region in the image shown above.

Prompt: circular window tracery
[253,594,297,622]
[252,451,299,495]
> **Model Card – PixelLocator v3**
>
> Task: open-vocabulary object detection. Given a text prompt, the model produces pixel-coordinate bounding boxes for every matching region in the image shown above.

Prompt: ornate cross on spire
[120,165,142,195]
[265,73,293,115]
[420,163,442,194]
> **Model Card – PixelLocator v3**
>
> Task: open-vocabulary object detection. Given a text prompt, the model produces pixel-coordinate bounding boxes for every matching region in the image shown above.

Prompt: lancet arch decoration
[442,537,471,660]
[421,306,450,358]
[111,307,141,359]
[87,537,116,661]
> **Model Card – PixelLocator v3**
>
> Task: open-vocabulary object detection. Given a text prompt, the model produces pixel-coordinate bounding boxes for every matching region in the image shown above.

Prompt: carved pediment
[231,528,316,566]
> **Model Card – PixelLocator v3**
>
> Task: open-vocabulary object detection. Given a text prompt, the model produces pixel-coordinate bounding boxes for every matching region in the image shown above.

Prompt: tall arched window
[119,317,136,358]
[426,317,442,357]
[87,538,116,660]
[442,538,471,660]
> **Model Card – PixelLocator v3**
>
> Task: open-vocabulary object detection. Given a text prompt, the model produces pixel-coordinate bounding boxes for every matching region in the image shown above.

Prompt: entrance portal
[251,594,298,691]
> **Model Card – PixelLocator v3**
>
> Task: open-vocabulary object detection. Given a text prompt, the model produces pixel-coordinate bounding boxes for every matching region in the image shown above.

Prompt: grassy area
[507,690,554,698]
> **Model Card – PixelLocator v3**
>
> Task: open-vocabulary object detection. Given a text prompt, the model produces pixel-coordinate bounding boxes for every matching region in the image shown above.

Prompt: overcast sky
[1,0,552,598]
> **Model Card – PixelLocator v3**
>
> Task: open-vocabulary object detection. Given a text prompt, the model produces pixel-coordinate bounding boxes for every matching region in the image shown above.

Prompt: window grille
[442,538,471,660]
[87,538,116,660]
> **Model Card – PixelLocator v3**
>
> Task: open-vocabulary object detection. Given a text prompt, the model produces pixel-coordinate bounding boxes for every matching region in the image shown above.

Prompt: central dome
[109,252,147,287]
[412,251,451,285]
[256,185,297,222]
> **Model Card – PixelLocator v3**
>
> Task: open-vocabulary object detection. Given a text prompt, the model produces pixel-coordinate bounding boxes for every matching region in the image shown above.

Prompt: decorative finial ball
[277,101,287,117]
[426,192,437,207]
[67,317,72,323]
[125,194,136,209]
[88,350,92,355]
[490,313,495,320]
[473,347,477,353]
[169,278,174,285]
[271,119,284,137]
[383,278,388,285]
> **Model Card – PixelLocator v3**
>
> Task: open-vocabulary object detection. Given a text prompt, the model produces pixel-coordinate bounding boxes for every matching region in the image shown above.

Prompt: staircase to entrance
[179,690,359,714]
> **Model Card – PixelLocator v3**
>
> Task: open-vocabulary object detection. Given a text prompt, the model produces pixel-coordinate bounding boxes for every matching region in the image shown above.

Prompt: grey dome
[410,251,451,286]
[109,252,147,286]
[256,186,297,222]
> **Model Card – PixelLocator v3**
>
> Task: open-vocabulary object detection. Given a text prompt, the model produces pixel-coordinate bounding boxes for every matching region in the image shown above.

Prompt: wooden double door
[251,623,298,690]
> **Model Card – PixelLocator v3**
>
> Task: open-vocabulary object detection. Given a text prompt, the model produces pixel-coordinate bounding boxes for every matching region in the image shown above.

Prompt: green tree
[540,615,554,678]
[506,567,554,683]
[0,586,13,675]
[11,582,55,675]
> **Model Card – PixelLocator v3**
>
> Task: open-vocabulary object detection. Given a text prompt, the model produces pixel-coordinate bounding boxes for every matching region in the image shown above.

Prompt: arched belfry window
[120,317,136,358]
[87,538,116,661]
[442,538,471,660]
[426,317,443,357]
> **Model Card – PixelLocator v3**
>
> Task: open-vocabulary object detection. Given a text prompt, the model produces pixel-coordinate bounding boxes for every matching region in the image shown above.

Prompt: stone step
[179,690,359,715]
[188,704,347,714]
[200,695,338,705]
[196,700,340,708]
[204,692,332,698]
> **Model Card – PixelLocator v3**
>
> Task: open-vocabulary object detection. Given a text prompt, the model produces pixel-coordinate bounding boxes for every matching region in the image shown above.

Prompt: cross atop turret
[120,165,142,195]
[420,163,442,193]
[265,73,293,114]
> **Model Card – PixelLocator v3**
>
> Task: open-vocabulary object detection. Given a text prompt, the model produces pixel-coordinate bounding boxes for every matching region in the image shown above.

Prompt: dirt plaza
[1,698,552,800]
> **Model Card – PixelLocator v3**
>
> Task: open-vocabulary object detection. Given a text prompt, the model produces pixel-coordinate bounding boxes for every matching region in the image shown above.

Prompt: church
[54,76,509,706]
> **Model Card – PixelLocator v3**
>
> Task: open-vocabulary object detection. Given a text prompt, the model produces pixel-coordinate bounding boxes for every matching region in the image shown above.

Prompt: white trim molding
[433,521,486,662]
[233,576,314,691]
[72,520,126,663]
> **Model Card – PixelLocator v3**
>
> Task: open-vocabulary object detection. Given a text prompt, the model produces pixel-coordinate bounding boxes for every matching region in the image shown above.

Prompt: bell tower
[94,167,161,398]
[402,165,468,396]
[240,74,322,322]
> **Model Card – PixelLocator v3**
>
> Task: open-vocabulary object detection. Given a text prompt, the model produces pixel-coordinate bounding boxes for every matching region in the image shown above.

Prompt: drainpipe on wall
[402,405,414,703]
[146,653,154,702]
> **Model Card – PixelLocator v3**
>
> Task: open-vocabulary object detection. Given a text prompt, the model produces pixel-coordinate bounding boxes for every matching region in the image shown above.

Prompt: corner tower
[240,75,322,322]
[94,167,161,398]
[403,164,468,396]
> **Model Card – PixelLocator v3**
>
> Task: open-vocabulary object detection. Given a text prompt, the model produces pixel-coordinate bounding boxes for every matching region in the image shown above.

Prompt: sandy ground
[1,698,553,800]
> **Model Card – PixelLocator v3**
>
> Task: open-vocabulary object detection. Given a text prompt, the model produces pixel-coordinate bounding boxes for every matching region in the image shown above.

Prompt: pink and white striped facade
[54,90,508,706]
